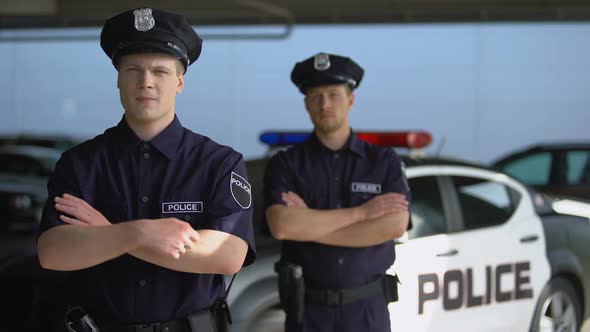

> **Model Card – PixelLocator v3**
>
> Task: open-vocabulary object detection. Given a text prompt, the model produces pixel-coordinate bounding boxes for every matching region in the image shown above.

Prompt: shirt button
[143,143,150,150]
[141,196,149,203]
[143,152,150,159]
[334,176,340,182]
[184,215,191,221]
[336,203,342,208]
[337,258,344,265]
[139,280,146,287]
[334,154,340,159]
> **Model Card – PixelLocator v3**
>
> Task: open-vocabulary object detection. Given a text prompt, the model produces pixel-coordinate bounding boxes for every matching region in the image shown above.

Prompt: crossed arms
[266,191,409,247]
[37,194,247,274]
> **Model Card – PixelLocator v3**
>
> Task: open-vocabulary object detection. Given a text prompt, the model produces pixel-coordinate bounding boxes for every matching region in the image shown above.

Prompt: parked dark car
[492,142,590,201]
[0,145,62,232]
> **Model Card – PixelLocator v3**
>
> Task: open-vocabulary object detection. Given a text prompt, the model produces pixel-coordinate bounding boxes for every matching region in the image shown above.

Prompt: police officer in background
[37,8,255,332]
[264,53,411,332]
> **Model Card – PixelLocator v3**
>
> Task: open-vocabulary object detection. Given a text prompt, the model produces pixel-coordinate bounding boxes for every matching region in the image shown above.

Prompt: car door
[389,165,550,331]
[388,165,463,331]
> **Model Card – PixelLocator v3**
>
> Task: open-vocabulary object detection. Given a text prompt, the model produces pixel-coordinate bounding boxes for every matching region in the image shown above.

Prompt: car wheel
[246,306,285,332]
[530,277,582,332]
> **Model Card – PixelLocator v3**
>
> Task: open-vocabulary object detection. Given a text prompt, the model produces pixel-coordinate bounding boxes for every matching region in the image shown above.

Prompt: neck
[125,113,175,141]
[315,125,351,151]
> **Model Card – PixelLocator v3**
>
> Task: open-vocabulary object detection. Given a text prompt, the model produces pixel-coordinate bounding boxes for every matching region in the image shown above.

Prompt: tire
[530,277,582,332]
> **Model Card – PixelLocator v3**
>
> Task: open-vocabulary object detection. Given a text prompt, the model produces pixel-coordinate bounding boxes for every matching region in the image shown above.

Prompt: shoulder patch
[230,172,252,209]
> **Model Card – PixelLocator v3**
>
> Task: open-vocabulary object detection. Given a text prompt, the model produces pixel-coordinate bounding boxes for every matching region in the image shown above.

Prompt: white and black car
[226,131,590,332]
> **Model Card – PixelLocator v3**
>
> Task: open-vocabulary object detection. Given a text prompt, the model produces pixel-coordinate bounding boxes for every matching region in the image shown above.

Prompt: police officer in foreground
[36,8,255,332]
[264,53,411,332]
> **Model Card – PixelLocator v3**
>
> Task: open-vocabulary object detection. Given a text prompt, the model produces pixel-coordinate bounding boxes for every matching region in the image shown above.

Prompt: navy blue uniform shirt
[264,131,410,289]
[38,116,256,325]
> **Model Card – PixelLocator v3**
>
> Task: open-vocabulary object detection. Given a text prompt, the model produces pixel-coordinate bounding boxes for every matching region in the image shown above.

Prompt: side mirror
[394,231,409,244]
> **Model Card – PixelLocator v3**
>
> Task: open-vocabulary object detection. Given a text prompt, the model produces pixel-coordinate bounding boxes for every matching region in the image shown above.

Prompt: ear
[176,74,185,94]
[348,93,355,108]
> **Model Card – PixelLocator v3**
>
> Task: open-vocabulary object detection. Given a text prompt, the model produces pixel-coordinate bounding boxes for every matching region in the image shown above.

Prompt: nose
[318,95,330,110]
[138,70,154,89]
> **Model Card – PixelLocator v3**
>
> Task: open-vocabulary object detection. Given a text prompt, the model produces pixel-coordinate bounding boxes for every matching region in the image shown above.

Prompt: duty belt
[305,274,399,306]
[100,318,190,332]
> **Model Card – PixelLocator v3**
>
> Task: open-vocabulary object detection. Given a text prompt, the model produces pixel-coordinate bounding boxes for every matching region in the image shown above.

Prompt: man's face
[117,53,184,126]
[304,84,355,134]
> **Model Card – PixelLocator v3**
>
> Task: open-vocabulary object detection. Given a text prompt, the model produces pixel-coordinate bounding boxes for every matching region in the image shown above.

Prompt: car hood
[552,198,590,221]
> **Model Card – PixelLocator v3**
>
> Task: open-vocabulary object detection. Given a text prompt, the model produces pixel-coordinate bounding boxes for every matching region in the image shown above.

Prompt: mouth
[136,96,157,102]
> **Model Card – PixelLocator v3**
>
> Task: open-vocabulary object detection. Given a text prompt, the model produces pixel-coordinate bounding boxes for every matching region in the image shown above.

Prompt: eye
[153,68,170,75]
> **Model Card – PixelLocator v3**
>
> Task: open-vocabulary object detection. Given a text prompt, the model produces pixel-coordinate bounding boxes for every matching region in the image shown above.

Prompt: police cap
[100,8,202,73]
[291,53,364,94]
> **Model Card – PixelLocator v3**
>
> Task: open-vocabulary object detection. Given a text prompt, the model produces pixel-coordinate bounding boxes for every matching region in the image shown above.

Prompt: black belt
[100,318,190,332]
[305,274,398,306]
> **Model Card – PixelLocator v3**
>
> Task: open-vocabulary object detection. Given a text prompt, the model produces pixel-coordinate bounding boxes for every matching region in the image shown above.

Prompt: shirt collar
[308,128,366,157]
[348,129,366,157]
[150,115,184,160]
[113,115,183,160]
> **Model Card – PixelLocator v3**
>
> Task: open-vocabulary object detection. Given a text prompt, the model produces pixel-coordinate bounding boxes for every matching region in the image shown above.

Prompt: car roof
[0,144,63,160]
[492,141,590,165]
[248,150,491,171]
[0,133,82,151]
[400,154,488,169]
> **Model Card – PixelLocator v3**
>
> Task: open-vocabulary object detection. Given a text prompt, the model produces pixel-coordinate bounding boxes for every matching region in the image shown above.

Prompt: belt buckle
[325,289,342,305]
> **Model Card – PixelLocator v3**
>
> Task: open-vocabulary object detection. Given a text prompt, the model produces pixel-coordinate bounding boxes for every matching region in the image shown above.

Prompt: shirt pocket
[349,180,383,206]
[159,193,205,227]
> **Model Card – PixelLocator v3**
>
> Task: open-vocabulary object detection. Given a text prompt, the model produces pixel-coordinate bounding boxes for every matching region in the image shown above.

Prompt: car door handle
[436,249,458,257]
[520,235,539,243]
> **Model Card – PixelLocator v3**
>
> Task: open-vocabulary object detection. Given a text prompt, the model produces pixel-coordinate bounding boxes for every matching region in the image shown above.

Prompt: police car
[227,131,590,332]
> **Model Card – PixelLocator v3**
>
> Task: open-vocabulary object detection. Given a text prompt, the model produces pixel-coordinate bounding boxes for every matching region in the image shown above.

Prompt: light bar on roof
[260,131,432,149]
[356,131,432,149]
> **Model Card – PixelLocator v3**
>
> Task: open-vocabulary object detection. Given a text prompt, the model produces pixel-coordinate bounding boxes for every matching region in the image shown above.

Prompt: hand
[281,191,308,208]
[358,192,408,221]
[55,194,111,226]
[135,218,200,259]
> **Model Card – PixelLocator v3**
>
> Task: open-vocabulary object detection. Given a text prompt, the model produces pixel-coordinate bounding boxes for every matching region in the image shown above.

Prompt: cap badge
[314,53,331,71]
[134,8,155,32]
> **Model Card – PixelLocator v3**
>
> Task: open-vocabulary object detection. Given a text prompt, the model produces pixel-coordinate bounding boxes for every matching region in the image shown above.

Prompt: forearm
[266,204,364,241]
[315,211,410,247]
[37,223,141,271]
[129,230,247,275]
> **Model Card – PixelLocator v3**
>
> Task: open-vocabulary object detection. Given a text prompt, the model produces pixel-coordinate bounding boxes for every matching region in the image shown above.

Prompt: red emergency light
[356,131,432,149]
[260,131,432,149]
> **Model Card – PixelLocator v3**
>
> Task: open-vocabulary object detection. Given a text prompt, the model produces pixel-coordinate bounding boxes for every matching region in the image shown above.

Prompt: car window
[566,150,590,185]
[452,176,521,230]
[500,152,551,186]
[407,176,446,239]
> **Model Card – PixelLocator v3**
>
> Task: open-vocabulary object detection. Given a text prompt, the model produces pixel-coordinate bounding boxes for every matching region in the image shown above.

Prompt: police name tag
[351,182,382,194]
[162,201,203,214]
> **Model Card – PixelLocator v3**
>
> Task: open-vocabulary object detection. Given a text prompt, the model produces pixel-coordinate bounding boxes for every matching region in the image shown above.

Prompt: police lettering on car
[36,7,255,332]
[264,53,412,332]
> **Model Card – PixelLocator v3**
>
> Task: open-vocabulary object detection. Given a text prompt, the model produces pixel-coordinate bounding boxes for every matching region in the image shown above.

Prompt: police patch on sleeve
[230,172,252,209]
